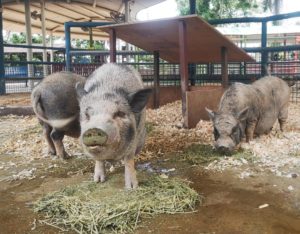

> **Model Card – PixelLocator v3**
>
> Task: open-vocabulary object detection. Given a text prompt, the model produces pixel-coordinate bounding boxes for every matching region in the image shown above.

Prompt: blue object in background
[4,66,28,78]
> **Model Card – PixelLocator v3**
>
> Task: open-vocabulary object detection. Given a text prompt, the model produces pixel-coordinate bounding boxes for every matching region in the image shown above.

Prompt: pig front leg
[94,160,106,183]
[124,157,138,189]
[50,129,70,159]
[245,120,256,142]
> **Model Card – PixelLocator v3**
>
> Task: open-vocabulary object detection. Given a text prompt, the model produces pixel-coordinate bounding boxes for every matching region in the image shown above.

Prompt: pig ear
[75,82,87,99]
[205,107,215,120]
[129,88,152,113]
[237,107,249,122]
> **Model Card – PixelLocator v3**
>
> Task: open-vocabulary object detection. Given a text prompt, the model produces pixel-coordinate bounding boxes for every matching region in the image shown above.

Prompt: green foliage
[32,34,43,44]
[73,39,105,50]
[8,33,44,44]
[10,33,26,44]
[53,53,65,63]
[176,0,259,20]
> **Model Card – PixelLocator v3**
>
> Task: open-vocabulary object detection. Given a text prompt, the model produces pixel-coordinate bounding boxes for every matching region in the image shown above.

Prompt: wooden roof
[2,0,164,40]
[98,15,255,63]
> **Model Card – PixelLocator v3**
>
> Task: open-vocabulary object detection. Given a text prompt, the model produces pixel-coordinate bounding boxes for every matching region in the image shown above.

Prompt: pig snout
[215,138,235,154]
[82,122,120,148]
[82,128,108,146]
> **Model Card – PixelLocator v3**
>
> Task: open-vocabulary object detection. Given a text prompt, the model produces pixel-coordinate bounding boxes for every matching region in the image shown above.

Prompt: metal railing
[1,12,300,102]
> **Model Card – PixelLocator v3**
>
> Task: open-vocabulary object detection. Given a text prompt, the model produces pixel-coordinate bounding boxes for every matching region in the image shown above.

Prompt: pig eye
[113,111,126,119]
[213,128,220,140]
[230,126,239,139]
[231,126,238,135]
[85,108,91,120]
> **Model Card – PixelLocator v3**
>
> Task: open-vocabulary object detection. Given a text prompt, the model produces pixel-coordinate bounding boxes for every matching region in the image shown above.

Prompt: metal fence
[3,50,300,102]
[2,12,300,102]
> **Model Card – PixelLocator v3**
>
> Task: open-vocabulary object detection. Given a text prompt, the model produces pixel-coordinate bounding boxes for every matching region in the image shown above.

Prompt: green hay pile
[34,175,200,233]
[180,144,254,165]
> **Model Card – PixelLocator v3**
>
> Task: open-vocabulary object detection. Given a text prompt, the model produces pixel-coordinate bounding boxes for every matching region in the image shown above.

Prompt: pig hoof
[48,150,56,156]
[61,152,72,160]
[125,180,138,189]
[94,174,105,183]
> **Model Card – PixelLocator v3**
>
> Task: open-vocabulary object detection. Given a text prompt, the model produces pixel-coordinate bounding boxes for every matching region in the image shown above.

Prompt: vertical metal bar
[239,62,243,75]
[0,0,5,95]
[261,20,267,76]
[178,20,189,128]
[41,0,48,77]
[189,64,196,86]
[189,0,196,86]
[49,31,54,73]
[65,23,71,71]
[189,0,196,14]
[89,26,93,63]
[109,29,116,63]
[153,51,160,109]
[89,23,93,48]
[124,0,130,22]
[25,0,33,89]
[124,0,130,62]
[221,46,228,88]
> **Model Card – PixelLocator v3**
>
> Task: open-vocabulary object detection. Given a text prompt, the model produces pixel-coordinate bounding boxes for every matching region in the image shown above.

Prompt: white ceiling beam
[53,3,91,20]
[76,5,106,19]
[30,2,78,21]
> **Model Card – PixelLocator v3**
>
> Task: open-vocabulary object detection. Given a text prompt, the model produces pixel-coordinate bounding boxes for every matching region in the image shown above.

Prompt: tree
[176,0,259,20]
[8,33,44,44]
[72,38,105,50]
[32,34,43,44]
[262,0,283,25]
[10,33,26,44]
[262,0,282,14]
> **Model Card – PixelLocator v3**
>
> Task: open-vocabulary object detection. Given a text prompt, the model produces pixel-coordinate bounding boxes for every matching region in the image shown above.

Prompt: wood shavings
[0,115,83,160]
[139,101,213,161]
[258,204,269,209]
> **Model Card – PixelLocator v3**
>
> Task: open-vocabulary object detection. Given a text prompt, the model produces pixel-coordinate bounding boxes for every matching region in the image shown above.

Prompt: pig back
[85,64,144,94]
[252,76,290,134]
[32,72,85,120]
[218,82,261,121]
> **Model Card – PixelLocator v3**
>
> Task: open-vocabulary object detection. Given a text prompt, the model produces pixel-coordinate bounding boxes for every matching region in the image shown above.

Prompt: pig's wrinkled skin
[31,72,86,159]
[76,63,152,189]
[206,76,290,153]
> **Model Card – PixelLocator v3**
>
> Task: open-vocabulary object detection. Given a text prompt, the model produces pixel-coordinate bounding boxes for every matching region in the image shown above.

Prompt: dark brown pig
[31,72,86,159]
[206,76,290,153]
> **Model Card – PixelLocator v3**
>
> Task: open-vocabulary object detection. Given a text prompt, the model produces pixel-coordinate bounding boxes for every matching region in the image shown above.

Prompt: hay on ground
[34,175,201,234]
[180,144,255,165]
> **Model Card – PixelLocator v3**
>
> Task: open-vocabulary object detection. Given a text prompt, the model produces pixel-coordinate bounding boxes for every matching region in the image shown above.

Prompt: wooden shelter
[98,15,255,128]
[2,0,164,39]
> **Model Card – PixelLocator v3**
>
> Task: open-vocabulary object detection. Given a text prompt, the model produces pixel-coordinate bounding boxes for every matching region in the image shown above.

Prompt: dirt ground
[0,95,300,234]
[0,93,31,106]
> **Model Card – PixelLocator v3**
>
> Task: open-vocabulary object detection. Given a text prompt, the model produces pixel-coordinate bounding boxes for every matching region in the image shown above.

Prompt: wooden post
[109,29,116,63]
[153,51,160,109]
[178,20,189,128]
[221,46,228,88]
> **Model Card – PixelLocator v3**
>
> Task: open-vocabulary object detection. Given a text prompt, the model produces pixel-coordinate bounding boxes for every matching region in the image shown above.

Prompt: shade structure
[98,15,255,63]
[2,0,164,40]
[98,15,255,129]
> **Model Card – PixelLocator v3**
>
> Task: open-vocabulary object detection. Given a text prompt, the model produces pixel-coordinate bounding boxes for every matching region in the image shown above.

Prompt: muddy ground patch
[0,100,300,233]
